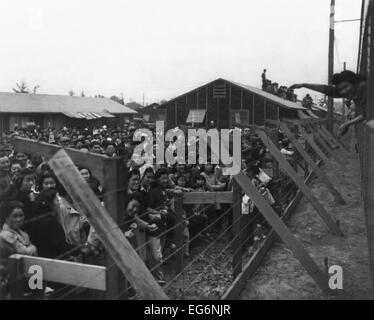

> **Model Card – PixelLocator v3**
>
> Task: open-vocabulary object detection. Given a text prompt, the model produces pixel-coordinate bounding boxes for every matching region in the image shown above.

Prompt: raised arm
[289,83,342,98]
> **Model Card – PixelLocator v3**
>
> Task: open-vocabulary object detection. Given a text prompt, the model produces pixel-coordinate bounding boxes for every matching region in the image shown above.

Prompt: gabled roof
[0,92,137,115]
[160,78,306,111]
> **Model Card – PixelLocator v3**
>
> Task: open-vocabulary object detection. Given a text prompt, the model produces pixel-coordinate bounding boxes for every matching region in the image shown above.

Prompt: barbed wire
[2,126,309,300]
[111,200,243,300]
[55,201,235,300]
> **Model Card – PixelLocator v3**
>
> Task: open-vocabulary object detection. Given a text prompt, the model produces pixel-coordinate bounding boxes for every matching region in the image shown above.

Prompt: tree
[95,95,105,98]
[159,99,168,105]
[81,90,86,97]
[110,95,125,105]
[69,90,75,96]
[13,81,29,93]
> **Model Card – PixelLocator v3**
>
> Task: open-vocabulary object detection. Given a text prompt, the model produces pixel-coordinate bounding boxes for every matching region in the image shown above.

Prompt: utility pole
[327,0,335,133]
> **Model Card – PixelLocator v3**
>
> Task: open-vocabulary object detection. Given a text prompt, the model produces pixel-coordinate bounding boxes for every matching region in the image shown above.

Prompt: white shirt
[281,148,294,156]
[242,194,254,215]
[258,169,272,185]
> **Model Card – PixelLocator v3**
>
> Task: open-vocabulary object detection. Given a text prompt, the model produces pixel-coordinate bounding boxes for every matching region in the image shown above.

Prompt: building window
[231,110,249,126]
[213,83,226,99]
[186,109,207,124]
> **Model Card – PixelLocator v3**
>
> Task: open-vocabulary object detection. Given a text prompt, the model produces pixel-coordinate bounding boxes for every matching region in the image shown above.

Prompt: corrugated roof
[0,92,137,115]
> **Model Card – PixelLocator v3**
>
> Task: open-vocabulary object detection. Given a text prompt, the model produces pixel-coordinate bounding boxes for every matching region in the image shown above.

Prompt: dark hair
[124,193,142,210]
[3,200,24,219]
[15,151,30,159]
[79,167,102,197]
[252,176,261,184]
[33,189,57,215]
[332,70,366,86]
[37,172,57,192]
[143,167,155,176]
[78,166,92,179]
[141,167,155,182]
[10,159,21,167]
[90,142,101,149]
[12,168,35,191]
[128,169,140,181]
[193,174,206,185]
[176,174,186,183]
[154,168,169,180]
[247,164,260,175]
[103,141,116,150]
[281,139,290,148]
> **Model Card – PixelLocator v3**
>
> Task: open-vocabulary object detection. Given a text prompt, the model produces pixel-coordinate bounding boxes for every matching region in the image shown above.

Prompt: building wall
[162,80,300,129]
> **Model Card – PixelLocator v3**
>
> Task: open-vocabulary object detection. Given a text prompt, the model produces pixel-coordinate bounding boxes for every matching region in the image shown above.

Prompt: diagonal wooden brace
[280,124,346,205]
[256,129,343,236]
[48,149,168,300]
[234,172,333,296]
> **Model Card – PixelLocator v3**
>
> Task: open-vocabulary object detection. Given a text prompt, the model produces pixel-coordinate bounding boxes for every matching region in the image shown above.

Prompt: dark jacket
[28,211,78,259]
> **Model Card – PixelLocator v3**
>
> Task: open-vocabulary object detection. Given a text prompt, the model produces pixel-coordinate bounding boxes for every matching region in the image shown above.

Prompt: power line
[335,18,361,23]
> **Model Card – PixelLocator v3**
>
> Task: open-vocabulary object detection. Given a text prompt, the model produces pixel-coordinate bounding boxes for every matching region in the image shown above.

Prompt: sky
[0,0,362,105]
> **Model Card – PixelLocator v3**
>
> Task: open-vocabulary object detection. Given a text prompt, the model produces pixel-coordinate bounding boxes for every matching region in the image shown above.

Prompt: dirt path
[240,150,374,300]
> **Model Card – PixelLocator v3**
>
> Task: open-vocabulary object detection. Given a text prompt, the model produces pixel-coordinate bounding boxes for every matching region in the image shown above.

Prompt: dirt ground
[240,148,374,300]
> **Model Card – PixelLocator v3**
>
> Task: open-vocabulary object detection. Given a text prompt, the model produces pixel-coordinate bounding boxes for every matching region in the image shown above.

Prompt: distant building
[160,78,313,129]
[0,92,137,132]
[137,103,166,123]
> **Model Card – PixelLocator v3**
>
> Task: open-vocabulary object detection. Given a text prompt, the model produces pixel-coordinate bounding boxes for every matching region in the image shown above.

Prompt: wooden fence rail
[9,254,106,299]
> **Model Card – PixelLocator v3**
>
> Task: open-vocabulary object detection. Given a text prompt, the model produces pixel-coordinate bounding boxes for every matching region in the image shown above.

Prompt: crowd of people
[261,69,298,102]
[0,122,298,299]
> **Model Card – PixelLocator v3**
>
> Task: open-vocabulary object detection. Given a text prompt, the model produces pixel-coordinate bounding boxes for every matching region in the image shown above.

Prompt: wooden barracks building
[160,78,314,129]
[0,92,137,133]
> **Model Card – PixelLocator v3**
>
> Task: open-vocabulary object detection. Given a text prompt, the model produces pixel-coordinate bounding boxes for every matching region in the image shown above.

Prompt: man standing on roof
[262,69,267,90]
[290,70,367,136]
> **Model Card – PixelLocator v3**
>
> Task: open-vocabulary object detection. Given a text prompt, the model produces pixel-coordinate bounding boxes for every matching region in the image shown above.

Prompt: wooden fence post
[103,158,128,300]
[174,193,184,275]
[232,180,243,279]
[8,255,25,300]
